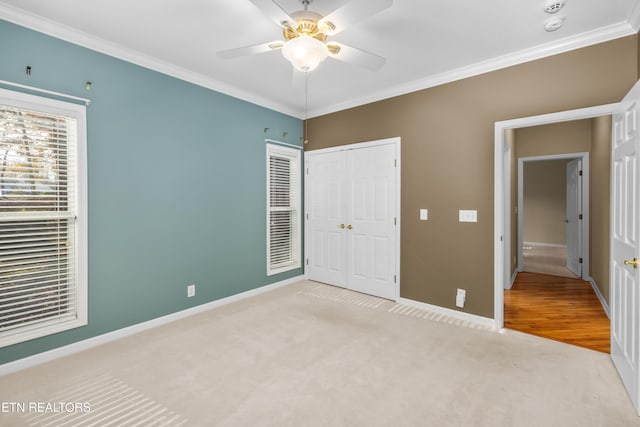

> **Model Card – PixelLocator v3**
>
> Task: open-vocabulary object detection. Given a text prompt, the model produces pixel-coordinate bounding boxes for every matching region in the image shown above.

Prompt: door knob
[338,224,345,229]
[347,225,353,230]
[624,258,639,269]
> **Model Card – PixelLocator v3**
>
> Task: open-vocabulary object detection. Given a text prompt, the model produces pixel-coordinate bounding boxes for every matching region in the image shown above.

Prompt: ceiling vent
[544,0,567,14]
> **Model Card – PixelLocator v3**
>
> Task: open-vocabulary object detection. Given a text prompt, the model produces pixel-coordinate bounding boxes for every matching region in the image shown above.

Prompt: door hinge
[394,217,397,225]
[579,258,583,264]
[394,159,397,167]
[579,214,583,220]
[306,258,309,266]
[306,168,309,175]
[579,170,583,176]
[306,213,309,220]
[394,275,397,283]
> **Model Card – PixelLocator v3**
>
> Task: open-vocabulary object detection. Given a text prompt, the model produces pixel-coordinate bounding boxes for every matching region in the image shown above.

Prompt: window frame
[266,142,301,276]
[0,88,88,348]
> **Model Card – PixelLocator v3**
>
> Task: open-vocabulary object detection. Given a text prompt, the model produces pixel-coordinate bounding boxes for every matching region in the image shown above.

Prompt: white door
[611,80,640,415]
[306,139,399,300]
[346,144,397,300]
[566,158,582,277]
[306,151,347,287]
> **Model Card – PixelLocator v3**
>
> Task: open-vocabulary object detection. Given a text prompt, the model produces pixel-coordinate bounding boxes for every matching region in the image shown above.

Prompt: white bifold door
[305,139,399,300]
[611,79,640,415]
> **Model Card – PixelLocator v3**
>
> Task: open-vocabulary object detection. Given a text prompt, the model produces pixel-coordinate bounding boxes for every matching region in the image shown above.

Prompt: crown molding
[0,4,304,119]
[308,21,636,118]
[628,0,640,31]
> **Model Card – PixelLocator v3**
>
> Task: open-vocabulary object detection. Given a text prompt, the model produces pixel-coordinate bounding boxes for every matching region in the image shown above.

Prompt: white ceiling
[1,0,639,118]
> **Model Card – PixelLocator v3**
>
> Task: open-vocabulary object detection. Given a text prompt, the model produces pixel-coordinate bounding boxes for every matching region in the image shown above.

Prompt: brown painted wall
[515,120,592,158]
[590,115,612,304]
[306,35,638,318]
[522,160,569,245]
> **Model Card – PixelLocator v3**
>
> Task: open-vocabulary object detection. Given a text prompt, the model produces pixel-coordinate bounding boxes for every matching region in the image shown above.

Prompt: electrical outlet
[187,284,195,298]
[456,288,466,308]
[459,210,477,223]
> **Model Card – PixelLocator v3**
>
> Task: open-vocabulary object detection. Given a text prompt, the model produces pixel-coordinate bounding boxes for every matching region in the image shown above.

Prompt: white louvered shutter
[0,99,83,346]
[267,144,301,275]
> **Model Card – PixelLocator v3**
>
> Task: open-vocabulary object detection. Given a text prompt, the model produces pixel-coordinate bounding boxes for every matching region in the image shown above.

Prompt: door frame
[494,104,617,328]
[516,153,590,279]
[304,137,402,300]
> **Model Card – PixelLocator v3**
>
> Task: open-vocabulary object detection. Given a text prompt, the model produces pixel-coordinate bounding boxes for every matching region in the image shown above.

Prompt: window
[0,89,87,348]
[266,143,301,275]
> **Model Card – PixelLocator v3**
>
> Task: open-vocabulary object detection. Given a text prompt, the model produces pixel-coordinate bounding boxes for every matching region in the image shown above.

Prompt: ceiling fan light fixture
[282,35,328,72]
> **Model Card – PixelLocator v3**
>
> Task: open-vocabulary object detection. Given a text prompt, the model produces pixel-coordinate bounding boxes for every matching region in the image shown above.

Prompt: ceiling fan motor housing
[284,10,328,41]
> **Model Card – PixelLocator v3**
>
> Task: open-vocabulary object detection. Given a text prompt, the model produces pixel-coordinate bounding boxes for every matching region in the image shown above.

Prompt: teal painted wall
[0,20,303,364]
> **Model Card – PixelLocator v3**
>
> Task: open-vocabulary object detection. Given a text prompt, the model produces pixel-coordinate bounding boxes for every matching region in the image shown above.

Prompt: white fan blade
[248,0,298,30]
[327,42,386,71]
[292,68,306,89]
[319,0,392,35]
[217,41,283,59]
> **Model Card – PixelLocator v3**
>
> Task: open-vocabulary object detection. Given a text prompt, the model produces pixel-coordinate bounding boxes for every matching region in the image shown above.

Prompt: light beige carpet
[0,280,637,426]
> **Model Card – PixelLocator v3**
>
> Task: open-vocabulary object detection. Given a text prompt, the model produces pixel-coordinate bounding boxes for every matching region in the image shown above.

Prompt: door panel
[566,159,582,276]
[306,151,347,287]
[611,80,640,415]
[346,144,396,299]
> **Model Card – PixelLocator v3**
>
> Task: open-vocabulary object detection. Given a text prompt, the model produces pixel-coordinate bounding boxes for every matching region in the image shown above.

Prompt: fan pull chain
[304,72,309,145]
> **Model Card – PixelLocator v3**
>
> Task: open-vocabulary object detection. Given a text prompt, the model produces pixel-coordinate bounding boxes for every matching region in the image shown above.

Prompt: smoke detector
[544,0,567,14]
[544,16,565,32]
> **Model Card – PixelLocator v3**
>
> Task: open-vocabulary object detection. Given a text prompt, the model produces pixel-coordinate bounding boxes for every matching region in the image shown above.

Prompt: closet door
[345,144,397,299]
[306,150,347,287]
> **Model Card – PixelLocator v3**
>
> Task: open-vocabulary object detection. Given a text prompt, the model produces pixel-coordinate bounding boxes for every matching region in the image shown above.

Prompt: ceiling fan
[217,0,393,73]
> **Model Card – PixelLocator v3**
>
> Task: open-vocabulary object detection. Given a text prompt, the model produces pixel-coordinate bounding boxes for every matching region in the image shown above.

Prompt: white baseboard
[523,241,566,248]
[0,275,304,376]
[504,270,518,290]
[397,297,497,329]
[588,276,610,319]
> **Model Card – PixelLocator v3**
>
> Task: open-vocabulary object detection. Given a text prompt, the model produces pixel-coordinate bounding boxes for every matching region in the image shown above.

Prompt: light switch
[459,210,478,223]
[420,209,428,220]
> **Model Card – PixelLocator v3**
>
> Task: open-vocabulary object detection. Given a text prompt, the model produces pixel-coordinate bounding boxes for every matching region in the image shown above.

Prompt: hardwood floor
[504,272,610,353]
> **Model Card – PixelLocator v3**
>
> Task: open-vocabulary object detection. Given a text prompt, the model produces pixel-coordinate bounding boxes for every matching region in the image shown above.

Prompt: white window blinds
[0,89,87,348]
[266,143,301,275]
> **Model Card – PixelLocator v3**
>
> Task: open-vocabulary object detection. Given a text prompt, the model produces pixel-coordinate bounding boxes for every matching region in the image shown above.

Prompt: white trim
[0,88,88,348]
[266,143,302,276]
[308,23,635,117]
[494,103,619,328]
[0,3,303,119]
[628,0,640,31]
[397,297,496,329]
[523,241,567,248]
[503,141,512,291]
[588,276,611,319]
[0,275,304,376]
[304,137,401,301]
[264,138,303,150]
[506,270,518,290]
[0,79,91,105]
[517,152,590,280]
[305,137,400,155]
